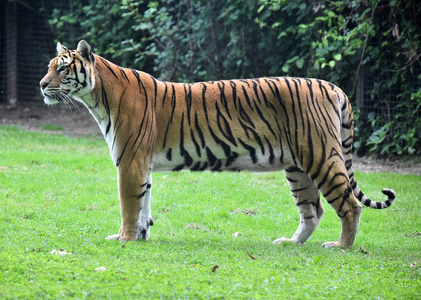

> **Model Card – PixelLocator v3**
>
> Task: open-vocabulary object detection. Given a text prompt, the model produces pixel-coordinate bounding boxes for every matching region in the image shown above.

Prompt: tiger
[40,40,395,247]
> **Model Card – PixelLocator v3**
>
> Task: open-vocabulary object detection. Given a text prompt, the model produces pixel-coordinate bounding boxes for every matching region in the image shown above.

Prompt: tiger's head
[40,40,96,105]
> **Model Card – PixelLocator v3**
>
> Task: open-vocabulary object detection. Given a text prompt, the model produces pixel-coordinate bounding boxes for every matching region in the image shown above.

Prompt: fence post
[356,65,364,110]
[5,0,18,109]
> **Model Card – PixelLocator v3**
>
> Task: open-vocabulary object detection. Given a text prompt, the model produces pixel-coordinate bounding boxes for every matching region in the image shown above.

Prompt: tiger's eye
[57,65,67,73]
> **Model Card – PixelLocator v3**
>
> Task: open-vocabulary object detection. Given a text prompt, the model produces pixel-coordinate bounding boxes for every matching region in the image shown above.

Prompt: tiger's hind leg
[316,160,362,248]
[273,167,324,245]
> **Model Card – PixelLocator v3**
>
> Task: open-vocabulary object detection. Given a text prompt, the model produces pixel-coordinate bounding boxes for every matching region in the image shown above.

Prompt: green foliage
[45,0,421,156]
[48,0,140,68]
[1,126,421,298]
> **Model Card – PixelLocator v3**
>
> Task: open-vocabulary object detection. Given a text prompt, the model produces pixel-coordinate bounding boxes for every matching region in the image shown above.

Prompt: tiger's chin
[42,95,60,105]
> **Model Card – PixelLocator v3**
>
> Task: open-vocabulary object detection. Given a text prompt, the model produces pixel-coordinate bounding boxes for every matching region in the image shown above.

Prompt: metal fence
[357,64,421,120]
[0,1,58,106]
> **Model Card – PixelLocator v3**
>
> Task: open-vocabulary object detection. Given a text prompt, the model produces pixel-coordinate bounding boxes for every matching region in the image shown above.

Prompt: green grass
[37,124,64,131]
[0,125,420,299]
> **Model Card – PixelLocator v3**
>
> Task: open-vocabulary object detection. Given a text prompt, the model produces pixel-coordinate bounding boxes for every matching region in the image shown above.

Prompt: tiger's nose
[39,77,50,90]
[40,82,48,90]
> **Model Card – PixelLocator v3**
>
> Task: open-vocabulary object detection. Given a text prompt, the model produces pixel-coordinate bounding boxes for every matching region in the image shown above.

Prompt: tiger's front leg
[106,163,150,241]
[138,173,153,240]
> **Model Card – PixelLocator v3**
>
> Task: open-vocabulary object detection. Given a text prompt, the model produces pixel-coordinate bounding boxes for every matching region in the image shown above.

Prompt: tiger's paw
[322,241,350,248]
[105,234,135,242]
[272,237,302,246]
[138,217,153,240]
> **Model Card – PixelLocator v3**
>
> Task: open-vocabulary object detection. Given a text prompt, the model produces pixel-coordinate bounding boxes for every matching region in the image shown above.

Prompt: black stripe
[212,160,223,171]
[253,100,277,139]
[170,84,177,123]
[316,161,336,189]
[291,186,310,193]
[285,176,298,183]
[194,111,206,148]
[225,152,239,167]
[162,122,171,149]
[285,166,304,173]
[207,124,232,157]
[215,102,237,146]
[238,138,258,164]
[190,129,202,157]
[116,133,134,167]
[130,69,142,91]
[161,82,168,107]
[190,162,202,171]
[173,164,185,171]
[118,67,130,83]
[238,100,255,129]
[97,75,112,136]
[284,78,300,156]
[305,111,314,172]
[229,81,238,110]
[184,84,193,125]
[166,148,172,161]
[206,147,217,167]
[150,75,158,108]
[100,57,118,79]
[241,86,255,112]
[130,78,149,151]
[265,137,275,165]
[323,182,346,199]
[179,113,193,166]
[217,81,232,119]
[137,189,147,199]
[237,118,265,154]
[200,83,209,122]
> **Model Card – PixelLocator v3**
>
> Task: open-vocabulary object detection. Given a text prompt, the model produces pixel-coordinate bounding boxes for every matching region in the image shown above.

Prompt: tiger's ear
[77,40,95,63]
[56,42,68,55]
[77,40,96,91]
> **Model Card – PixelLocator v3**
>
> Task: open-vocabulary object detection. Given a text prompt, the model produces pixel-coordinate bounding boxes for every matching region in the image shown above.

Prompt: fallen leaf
[243,209,256,216]
[185,223,206,230]
[359,247,370,254]
[94,266,107,272]
[50,249,72,256]
[313,255,322,264]
[212,265,219,272]
[405,231,421,237]
[247,251,256,260]
[230,208,257,216]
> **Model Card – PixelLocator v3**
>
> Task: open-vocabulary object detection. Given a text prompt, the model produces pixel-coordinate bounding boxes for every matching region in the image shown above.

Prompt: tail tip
[382,188,396,200]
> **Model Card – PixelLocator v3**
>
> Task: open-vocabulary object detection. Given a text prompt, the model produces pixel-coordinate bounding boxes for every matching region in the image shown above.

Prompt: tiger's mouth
[41,86,74,106]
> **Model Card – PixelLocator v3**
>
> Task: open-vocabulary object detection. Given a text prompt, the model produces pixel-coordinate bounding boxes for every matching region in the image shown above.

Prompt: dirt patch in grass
[0,101,101,137]
[1,101,420,175]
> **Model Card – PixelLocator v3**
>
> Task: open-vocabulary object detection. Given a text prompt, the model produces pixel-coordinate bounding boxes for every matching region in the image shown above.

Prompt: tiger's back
[152,77,346,176]
[40,40,395,247]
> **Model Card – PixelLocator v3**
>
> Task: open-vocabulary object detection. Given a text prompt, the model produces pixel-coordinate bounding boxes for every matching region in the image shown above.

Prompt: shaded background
[0,0,420,156]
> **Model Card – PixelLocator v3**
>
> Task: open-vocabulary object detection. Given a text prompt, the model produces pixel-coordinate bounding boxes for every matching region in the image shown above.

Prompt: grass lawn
[0,125,420,299]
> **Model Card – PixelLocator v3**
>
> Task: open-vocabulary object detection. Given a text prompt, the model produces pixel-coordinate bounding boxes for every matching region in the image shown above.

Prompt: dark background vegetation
[1,0,420,157]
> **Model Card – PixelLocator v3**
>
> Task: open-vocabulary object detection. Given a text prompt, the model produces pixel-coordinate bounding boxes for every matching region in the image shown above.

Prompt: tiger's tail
[339,92,395,209]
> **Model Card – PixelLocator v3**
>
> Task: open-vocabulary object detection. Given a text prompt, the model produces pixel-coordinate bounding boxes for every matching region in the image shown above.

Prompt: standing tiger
[40,40,395,247]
